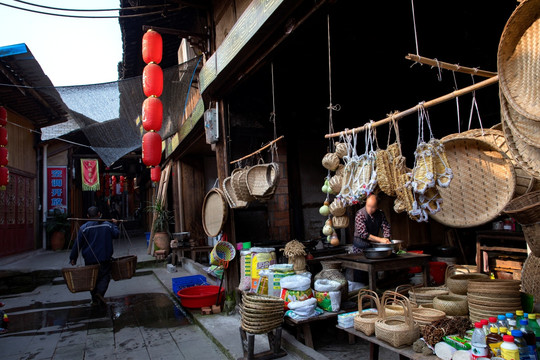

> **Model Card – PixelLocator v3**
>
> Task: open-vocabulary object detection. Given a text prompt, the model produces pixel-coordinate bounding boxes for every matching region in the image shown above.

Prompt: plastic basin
[176,285,224,309]
[429,261,447,285]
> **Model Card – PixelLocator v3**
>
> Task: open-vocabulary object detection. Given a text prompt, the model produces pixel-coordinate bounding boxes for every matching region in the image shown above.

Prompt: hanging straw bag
[376,117,402,197]
[232,167,255,203]
[375,292,420,347]
[223,175,248,209]
[335,142,348,159]
[328,174,343,194]
[322,152,340,171]
[411,107,437,195]
[354,289,381,336]
[332,215,349,229]
[246,162,280,199]
[329,198,346,216]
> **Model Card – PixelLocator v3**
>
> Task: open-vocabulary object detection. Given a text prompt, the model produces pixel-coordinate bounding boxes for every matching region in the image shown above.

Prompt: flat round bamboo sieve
[429,137,516,228]
[202,188,228,237]
[498,0,540,121]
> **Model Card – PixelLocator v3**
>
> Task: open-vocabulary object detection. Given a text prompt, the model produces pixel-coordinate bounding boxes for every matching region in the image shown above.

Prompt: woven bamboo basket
[432,295,468,316]
[408,287,449,305]
[322,153,340,171]
[442,128,540,197]
[411,307,446,327]
[429,137,516,228]
[498,0,540,121]
[501,95,540,181]
[522,222,540,256]
[111,255,137,281]
[332,215,349,229]
[375,294,420,348]
[62,264,100,293]
[202,188,229,237]
[520,254,540,300]
[381,290,409,317]
[445,265,489,295]
[329,198,346,217]
[232,168,255,203]
[354,289,381,336]
[375,148,396,196]
[223,176,248,209]
[504,190,540,225]
[246,163,279,199]
[241,292,284,334]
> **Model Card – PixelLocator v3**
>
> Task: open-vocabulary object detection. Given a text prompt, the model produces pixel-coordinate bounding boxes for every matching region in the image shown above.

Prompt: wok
[363,247,393,259]
[371,239,404,252]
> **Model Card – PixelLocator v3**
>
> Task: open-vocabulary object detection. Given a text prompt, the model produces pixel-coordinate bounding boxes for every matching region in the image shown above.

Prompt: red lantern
[142,63,163,97]
[120,175,125,183]
[0,107,6,127]
[151,166,161,183]
[0,127,7,146]
[142,29,162,65]
[0,147,7,166]
[142,96,163,132]
[0,166,8,187]
[142,131,162,167]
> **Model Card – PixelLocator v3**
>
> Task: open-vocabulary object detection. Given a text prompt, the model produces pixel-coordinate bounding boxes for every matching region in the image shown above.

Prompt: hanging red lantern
[0,107,6,127]
[0,166,8,187]
[0,147,7,167]
[142,63,163,97]
[142,131,162,167]
[119,175,125,183]
[151,166,161,183]
[142,96,163,132]
[142,29,163,65]
[0,127,7,146]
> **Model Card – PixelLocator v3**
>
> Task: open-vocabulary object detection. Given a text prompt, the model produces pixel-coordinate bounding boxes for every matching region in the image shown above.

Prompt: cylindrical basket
[232,167,255,203]
[445,266,489,295]
[210,240,236,266]
[246,163,279,199]
[354,289,381,336]
[503,190,540,225]
[432,295,468,316]
[62,264,100,293]
[522,254,540,301]
[111,255,137,281]
[522,222,540,256]
[240,292,284,334]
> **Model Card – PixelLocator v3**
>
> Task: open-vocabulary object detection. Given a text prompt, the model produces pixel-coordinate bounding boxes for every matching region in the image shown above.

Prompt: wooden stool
[238,326,287,360]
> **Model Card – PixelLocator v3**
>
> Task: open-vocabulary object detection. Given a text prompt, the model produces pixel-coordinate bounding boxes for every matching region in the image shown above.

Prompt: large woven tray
[498,0,540,121]
[429,137,516,228]
[202,188,228,237]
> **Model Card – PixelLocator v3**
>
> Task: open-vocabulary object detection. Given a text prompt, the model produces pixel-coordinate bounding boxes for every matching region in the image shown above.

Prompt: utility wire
[6,119,93,148]
[0,2,181,19]
[12,0,173,12]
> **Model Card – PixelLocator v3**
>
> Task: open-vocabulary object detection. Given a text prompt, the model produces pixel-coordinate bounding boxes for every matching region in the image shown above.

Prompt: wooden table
[171,245,214,265]
[475,230,526,273]
[335,253,432,292]
[336,325,438,360]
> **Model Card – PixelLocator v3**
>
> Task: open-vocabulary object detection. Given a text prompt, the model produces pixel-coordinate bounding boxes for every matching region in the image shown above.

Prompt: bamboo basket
[202,188,228,237]
[432,295,468,316]
[332,215,349,229]
[445,265,489,295]
[232,167,255,203]
[322,153,340,171]
[375,293,420,348]
[62,264,100,293]
[329,175,343,194]
[240,292,284,334]
[408,287,449,305]
[246,163,279,199]
[111,255,137,281]
[375,148,396,196]
[411,307,446,328]
[522,222,540,256]
[498,0,540,121]
[335,142,348,159]
[223,176,248,209]
[429,137,516,228]
[329,198,346,217]
[354,289,381,336]
[503,190,540,225]
[519,254,540,300]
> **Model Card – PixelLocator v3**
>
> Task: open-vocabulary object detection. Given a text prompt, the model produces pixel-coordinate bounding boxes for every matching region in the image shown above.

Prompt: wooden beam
[230,135,284,164]
[405,53,497,78]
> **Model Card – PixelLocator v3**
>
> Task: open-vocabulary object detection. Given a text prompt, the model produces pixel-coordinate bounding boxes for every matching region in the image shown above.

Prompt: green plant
[145,199,173,234]
[46,209,70,234]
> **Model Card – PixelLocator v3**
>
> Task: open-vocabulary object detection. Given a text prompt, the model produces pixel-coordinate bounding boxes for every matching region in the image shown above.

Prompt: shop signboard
[47,166,68,213]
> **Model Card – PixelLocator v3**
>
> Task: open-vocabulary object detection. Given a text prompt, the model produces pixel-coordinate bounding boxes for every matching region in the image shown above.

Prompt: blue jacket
[70,221,119,265]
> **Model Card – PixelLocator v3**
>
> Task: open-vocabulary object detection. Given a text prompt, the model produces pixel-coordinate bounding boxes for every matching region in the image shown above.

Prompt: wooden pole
[230,135,284,164]
[405,54,497,78]
[325,75,499,138]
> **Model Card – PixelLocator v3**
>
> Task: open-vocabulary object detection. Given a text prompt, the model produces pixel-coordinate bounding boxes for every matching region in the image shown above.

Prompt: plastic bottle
[507,313,517,332]
[500,335,520,360]
[471,322,489,359]
[487,326,504,357]
[499,314,509,330]
[500,327,509,337]
[516,310,525,324]
[519,319,538,360]
[481,319,490,336]
[490,316,500,332]
[528,314,540,349]
[511,330,530,360]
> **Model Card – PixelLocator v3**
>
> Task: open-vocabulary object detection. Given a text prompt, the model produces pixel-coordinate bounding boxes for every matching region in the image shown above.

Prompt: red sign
[47,166,68,213]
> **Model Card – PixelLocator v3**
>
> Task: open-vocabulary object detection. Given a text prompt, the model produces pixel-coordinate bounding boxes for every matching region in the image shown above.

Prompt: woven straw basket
[335,142,348,159]
[329,198,346,216]
[375,292,420,348]
[354,289,381,336]
[432,295,468,316]
[503,190,540,225]
[329,175,342,194]
[445,265,489,295]
[408,287,449,305]
[322,153,340,171]
[429,137,516,228]
[111,255,137,281]
[62,265,100,293]
[442,128,540,197]
[202,188,228,237]
[223,176,248,209]
[376,148,396,196]
[521,254,540,301]
[498,0,540,121]
[522,222,540,256]
[241,292,284,334]
[232,168,255,203]
[246,163,279,199]
[332,215,349,229]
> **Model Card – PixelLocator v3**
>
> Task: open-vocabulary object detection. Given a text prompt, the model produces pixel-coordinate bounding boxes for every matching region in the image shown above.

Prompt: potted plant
[224,290,236,315]
[46,209,70,251]
[146,199,172,251]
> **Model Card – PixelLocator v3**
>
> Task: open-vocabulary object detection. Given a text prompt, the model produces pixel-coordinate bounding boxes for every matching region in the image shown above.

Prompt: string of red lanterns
[0,106,8,189]
[141,29,163,184]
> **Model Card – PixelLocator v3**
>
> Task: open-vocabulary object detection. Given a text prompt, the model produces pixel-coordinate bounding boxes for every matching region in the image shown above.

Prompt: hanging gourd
[150,165,161,183]
[142,63,163,97]
[0,166,8,187]
[0,127,7,146]
[142,96,163,131]
[0,147,7,167]
[142,29,163,64]
[142,131,162,167]
[0,106,6,127]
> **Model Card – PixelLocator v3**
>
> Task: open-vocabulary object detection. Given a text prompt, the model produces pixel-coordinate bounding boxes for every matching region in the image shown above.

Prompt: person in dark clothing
[352,194,392,252]
[69,206,119,306]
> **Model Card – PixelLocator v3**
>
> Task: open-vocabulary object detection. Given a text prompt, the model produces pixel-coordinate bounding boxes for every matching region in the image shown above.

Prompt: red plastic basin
[176,285,224,308]
[429,261,447,285]
[408,250,424,273]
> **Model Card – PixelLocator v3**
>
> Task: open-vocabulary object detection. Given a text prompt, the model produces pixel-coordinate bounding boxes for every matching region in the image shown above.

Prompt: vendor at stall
[352,194,392,252]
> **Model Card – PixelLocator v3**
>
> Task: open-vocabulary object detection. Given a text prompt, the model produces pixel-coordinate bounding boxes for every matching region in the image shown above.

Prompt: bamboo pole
[325,75,499,138]
[230,135,284,164]
[405,53,497,78]
[68,218,125,222]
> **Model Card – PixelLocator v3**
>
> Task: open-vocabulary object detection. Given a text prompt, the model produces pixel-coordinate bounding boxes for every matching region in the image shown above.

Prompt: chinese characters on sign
[47,167,67,213]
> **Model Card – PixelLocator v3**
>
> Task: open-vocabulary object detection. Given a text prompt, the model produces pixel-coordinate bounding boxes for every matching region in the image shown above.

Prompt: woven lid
[202,188,228,237]
[429,137,516,228]
[498,0,540,121]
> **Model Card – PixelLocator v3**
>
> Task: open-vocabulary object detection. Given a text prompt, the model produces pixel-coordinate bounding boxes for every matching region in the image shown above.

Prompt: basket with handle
[111,255,137,281]
[375,292,420,347]
[445,265,489,295]
[246,162,280,199]
[232,167,255,203]
[354,289,381,336]
[210,239,236,266]
[503,190,540,225]
[62,264,100,293]
[223,176,247,209]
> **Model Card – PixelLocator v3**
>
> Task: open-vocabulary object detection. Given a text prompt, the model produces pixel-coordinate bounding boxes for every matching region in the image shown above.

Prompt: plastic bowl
[177,285,224,308]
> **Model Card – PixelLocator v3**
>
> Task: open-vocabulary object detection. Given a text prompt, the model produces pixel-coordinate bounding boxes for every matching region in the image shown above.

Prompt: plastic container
[518,319,538,359]
[429,261,447,285]
[481,319,490,336]
[500,335,519,360]
[471,322,489,359]
[498,315,508,330]
[510,330,529,360]
[408,250,423,273]
[176,285,224,308]
[145,232,151,246]
[506,313,517,332]
[487,327,503,358]
[489,316,499,333]
[528,314,540,345]
[516,310,524,324]
[172,275,208,295]
[499,327,508,337]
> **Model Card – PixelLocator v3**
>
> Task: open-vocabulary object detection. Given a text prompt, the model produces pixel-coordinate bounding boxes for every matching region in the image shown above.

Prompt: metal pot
[371,240,404,252]
[363,247,393,259]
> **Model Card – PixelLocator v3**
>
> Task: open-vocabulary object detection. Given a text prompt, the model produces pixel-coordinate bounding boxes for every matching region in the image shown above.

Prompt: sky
[0,0,123,86]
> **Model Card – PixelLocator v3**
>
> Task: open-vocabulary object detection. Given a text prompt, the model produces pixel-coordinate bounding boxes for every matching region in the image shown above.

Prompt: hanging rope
[452,71,462,133]
[411,0,420,56]
[269,62,279,163]
[326,13,340,154]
